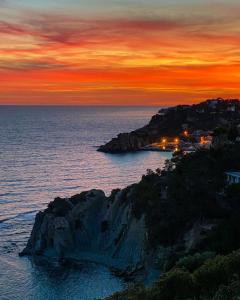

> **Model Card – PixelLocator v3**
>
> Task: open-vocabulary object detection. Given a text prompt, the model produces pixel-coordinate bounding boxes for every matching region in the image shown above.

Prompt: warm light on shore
[174,138,179,144]
[162,138,167,144]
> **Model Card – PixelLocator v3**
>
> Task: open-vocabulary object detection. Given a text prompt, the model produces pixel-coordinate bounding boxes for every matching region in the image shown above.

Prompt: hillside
[98,98,240,153]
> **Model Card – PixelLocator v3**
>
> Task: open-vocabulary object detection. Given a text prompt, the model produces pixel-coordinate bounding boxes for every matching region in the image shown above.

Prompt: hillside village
[99,98,240,153]
[146,98,240,152]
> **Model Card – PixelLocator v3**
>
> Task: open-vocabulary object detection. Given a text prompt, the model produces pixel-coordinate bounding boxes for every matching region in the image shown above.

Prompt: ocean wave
[0,210,38,224]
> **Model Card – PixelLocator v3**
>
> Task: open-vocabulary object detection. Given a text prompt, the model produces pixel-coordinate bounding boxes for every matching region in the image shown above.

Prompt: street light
[174,138,179,144]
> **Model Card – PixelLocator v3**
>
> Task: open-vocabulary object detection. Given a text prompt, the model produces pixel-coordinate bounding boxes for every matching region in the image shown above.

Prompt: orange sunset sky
[0,0,239,105]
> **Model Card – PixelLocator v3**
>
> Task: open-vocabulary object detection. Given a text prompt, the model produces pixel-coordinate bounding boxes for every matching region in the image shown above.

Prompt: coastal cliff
[20,187,158,279]
[98,98,240,153]
[21,138,240,298]
[20,175,217,281]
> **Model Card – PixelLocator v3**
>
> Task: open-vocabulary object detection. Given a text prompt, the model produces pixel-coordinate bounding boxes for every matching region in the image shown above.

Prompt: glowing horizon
[0,0,239,105]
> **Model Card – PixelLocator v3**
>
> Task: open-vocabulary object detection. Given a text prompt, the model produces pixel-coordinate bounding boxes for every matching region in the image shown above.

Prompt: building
[227,105,236,112]
[226,172,240,184]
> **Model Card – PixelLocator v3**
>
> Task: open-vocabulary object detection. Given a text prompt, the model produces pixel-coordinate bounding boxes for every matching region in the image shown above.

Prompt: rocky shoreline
[98,98,240,153]
[19,188,161,282]
[20,174,214,283]
[98,132,155,153]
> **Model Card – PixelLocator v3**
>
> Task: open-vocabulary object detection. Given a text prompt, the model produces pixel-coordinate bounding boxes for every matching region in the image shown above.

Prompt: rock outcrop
[97,114,166,153]
[20,188,155,277]
[98,132,155,153]
[20,183,216,282]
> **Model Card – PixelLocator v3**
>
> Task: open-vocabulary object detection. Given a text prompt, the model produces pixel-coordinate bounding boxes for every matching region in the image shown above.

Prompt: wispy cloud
[0,59,66,71]
[0,1,239,104]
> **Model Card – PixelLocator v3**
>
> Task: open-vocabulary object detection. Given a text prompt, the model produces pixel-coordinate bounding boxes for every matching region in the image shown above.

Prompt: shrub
[213,280,240,300]
[107,285,147,300]
[109,251,240,300]
[152,268,195,300]
[193,250,240,297]
[176,251,216,272]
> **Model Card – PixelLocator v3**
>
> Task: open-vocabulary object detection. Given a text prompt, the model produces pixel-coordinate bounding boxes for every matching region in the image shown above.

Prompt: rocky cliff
[20,170,220,281]
[20,187,160,279]
[98,132,155,153]
[97,113,168,153]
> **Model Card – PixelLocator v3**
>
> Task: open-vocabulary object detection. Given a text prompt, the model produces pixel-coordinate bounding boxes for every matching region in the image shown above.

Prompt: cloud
[1,9,240,49]
[22,15,187,46]
[0,4,239,104]
[0,20,26,34]
[1,12,239,73]
[0,59,66,71]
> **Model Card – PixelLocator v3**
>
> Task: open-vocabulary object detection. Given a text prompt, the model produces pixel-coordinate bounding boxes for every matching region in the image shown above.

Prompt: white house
[226,172,240,184]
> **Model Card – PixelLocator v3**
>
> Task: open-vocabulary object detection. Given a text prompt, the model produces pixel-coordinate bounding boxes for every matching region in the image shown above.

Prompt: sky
[0,0,239,105]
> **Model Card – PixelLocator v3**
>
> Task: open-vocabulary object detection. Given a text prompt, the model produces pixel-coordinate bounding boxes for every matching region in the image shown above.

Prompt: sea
[0,106,171,300]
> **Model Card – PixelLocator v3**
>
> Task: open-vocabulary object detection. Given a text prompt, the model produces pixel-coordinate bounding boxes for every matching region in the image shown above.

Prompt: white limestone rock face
[20,188,149,272]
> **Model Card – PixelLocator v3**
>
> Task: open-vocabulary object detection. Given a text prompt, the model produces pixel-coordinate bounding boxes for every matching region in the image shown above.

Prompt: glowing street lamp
[162,138,167,144]
[174,138,179,144]
[183,130,189,137]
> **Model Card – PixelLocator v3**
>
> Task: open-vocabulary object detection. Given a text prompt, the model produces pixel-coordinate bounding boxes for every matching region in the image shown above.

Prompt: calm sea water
[0,106,171,300]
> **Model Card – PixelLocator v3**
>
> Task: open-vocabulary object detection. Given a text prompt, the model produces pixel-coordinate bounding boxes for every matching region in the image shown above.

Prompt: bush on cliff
[193,250,240,298]
[176,251,216,272]
[168,144,240,218]
[132,172,161,220]
[152,268,195,300]
[213,280,240,300]
[131,172,180,246]
[108,250,240,300]
[130,144,240,249]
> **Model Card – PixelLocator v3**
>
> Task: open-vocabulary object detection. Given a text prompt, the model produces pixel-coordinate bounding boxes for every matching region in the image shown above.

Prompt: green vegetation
[176,252,216,272]
[131,144,240,249]
[109,143,240,300]
[108,251,240,300]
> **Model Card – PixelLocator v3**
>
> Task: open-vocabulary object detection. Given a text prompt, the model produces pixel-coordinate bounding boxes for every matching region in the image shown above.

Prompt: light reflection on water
[0,106,171,299]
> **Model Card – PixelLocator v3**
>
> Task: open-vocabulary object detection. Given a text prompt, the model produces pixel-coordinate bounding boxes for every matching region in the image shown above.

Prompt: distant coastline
[98,98,240,153]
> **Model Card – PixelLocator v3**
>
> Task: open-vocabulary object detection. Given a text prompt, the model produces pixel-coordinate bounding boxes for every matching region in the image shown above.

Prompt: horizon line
[0,104,171,107]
